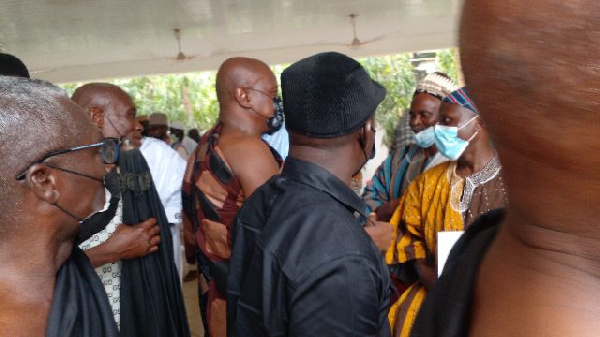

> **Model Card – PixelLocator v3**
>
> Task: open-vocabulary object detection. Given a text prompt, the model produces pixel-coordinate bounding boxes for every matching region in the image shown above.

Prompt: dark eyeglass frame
[244,87,284,116]
[243,87,281,101]
[15,137,120,180]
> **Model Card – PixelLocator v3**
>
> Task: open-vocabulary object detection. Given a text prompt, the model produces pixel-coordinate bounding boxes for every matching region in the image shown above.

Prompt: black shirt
[227,157,391,337]
[412,209,505,337]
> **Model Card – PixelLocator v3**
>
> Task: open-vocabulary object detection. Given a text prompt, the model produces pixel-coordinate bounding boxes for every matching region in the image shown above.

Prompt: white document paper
[437,231,465,276]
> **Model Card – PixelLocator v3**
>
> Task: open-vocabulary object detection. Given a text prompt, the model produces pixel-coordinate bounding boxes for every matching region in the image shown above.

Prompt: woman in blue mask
[362,73,457,222]
[386,88,509,337]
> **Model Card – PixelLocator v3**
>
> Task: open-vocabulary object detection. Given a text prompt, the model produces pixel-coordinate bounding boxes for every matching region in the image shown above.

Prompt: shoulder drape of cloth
[118,148,191,337]
[46,247,119,337]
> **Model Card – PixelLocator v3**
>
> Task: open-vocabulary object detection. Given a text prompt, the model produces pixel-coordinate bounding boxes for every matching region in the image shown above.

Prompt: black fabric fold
[117,148,190,337]
[46,247,119,337]
[412,209,505,337]
[76,168,121,245]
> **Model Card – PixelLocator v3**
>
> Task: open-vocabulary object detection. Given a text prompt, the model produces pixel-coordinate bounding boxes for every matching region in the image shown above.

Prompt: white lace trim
[448,155,501,213]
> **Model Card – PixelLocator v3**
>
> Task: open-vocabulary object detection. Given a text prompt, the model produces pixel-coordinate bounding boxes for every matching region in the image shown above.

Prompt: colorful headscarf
[442,87,479,114]
[415,72,458,100]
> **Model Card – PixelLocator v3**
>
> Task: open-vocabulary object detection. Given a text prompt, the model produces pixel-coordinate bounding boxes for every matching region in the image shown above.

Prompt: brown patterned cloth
[464,173,509,227]
[181,123,281,336]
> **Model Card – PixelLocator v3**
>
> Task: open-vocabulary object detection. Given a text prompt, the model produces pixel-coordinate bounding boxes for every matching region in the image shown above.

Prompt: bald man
[182,57,282,336]
[72,83,190,336]
[412,1,600,336]
[0,77,117,336]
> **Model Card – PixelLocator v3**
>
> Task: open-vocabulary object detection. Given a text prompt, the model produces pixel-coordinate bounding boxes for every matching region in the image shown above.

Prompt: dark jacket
[227,157,391,337]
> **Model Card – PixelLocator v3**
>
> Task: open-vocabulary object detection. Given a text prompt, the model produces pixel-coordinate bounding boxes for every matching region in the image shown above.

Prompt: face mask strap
[104,114,126,142]
[54,202,84,222]
[458,116,479,130]
[44,163,105,184]
[467,130,480,142]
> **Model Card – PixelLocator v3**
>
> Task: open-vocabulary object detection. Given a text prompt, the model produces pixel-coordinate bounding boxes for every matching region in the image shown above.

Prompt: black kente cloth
[46,247,119,337]
[411,209,505,337]
[118,148,190,337]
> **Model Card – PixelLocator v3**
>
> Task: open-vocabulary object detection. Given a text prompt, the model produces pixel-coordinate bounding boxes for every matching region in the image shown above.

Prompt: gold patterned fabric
[386,157,508,336]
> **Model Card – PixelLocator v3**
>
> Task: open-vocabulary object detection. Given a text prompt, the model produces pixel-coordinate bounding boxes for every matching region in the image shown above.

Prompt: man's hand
[374,198,401,222]
[108,218,161,260]
[364,213,394,253]
[85,218,161,267]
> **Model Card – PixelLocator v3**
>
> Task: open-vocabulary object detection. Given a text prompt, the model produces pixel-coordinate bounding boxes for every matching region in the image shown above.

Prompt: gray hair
[0,76,90,228]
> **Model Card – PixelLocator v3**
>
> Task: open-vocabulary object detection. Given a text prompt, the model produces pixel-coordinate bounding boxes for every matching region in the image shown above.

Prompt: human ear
[90,106,105,131]
[474,116,484,131]
[26,164,60,205]
[235,87,253,109]
[363,118,376,148]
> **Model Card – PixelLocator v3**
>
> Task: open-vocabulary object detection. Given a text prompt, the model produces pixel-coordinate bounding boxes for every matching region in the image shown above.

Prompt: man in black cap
[227,52,391,336]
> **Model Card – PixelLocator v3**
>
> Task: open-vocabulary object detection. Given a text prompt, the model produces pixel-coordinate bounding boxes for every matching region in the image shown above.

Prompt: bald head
[72,83,129,114]
[216,57,275,104]
[72,83,136,138]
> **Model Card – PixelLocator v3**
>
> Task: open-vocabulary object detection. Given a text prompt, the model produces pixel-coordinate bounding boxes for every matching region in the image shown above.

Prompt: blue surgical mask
[414,127,435,148]
[434,116,479,160]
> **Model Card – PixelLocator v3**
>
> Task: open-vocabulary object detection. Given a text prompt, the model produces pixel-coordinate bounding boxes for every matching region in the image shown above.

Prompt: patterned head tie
[442,87,479,114]
[415,72,458,100]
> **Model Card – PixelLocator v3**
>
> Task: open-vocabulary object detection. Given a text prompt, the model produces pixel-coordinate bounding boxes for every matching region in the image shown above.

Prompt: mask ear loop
[358,122,375,162]
[104,114,127,142]
[462,116,480,142]
[458,116,479,130]
[359,136,368,162]
[467,130,480,142]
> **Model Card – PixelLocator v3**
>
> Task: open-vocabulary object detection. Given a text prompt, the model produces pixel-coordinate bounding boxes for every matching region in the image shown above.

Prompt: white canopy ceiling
[0,0,462,83]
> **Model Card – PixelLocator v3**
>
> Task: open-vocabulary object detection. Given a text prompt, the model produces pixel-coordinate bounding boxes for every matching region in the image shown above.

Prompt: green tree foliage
[360,54,416,146]
[435,48,460,84]
[62,73,220,131]
[62,50,457,145]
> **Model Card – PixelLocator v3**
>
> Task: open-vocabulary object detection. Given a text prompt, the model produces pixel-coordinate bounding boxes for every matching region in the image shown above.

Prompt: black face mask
[49,164,106,225]
[364,141,376,161]
[353,123,376,176]
[265,97,285,135]
[354,136,375,177]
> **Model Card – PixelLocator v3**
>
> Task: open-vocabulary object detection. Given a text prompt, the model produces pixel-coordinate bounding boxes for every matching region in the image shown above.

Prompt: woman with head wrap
[386,88,509,337]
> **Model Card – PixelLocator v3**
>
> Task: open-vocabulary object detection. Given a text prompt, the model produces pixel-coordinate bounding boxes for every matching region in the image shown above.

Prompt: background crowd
[1,1,599,336]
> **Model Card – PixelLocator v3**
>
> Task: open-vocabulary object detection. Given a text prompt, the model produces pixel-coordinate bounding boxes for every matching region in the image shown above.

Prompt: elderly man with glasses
[0,77,118,336]
[71,83,190,337]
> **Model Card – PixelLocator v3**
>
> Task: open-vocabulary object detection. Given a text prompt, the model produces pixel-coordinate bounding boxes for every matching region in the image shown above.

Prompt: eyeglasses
[15,138,120,180]
[244,87,285,116]
[244,87,282,102]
